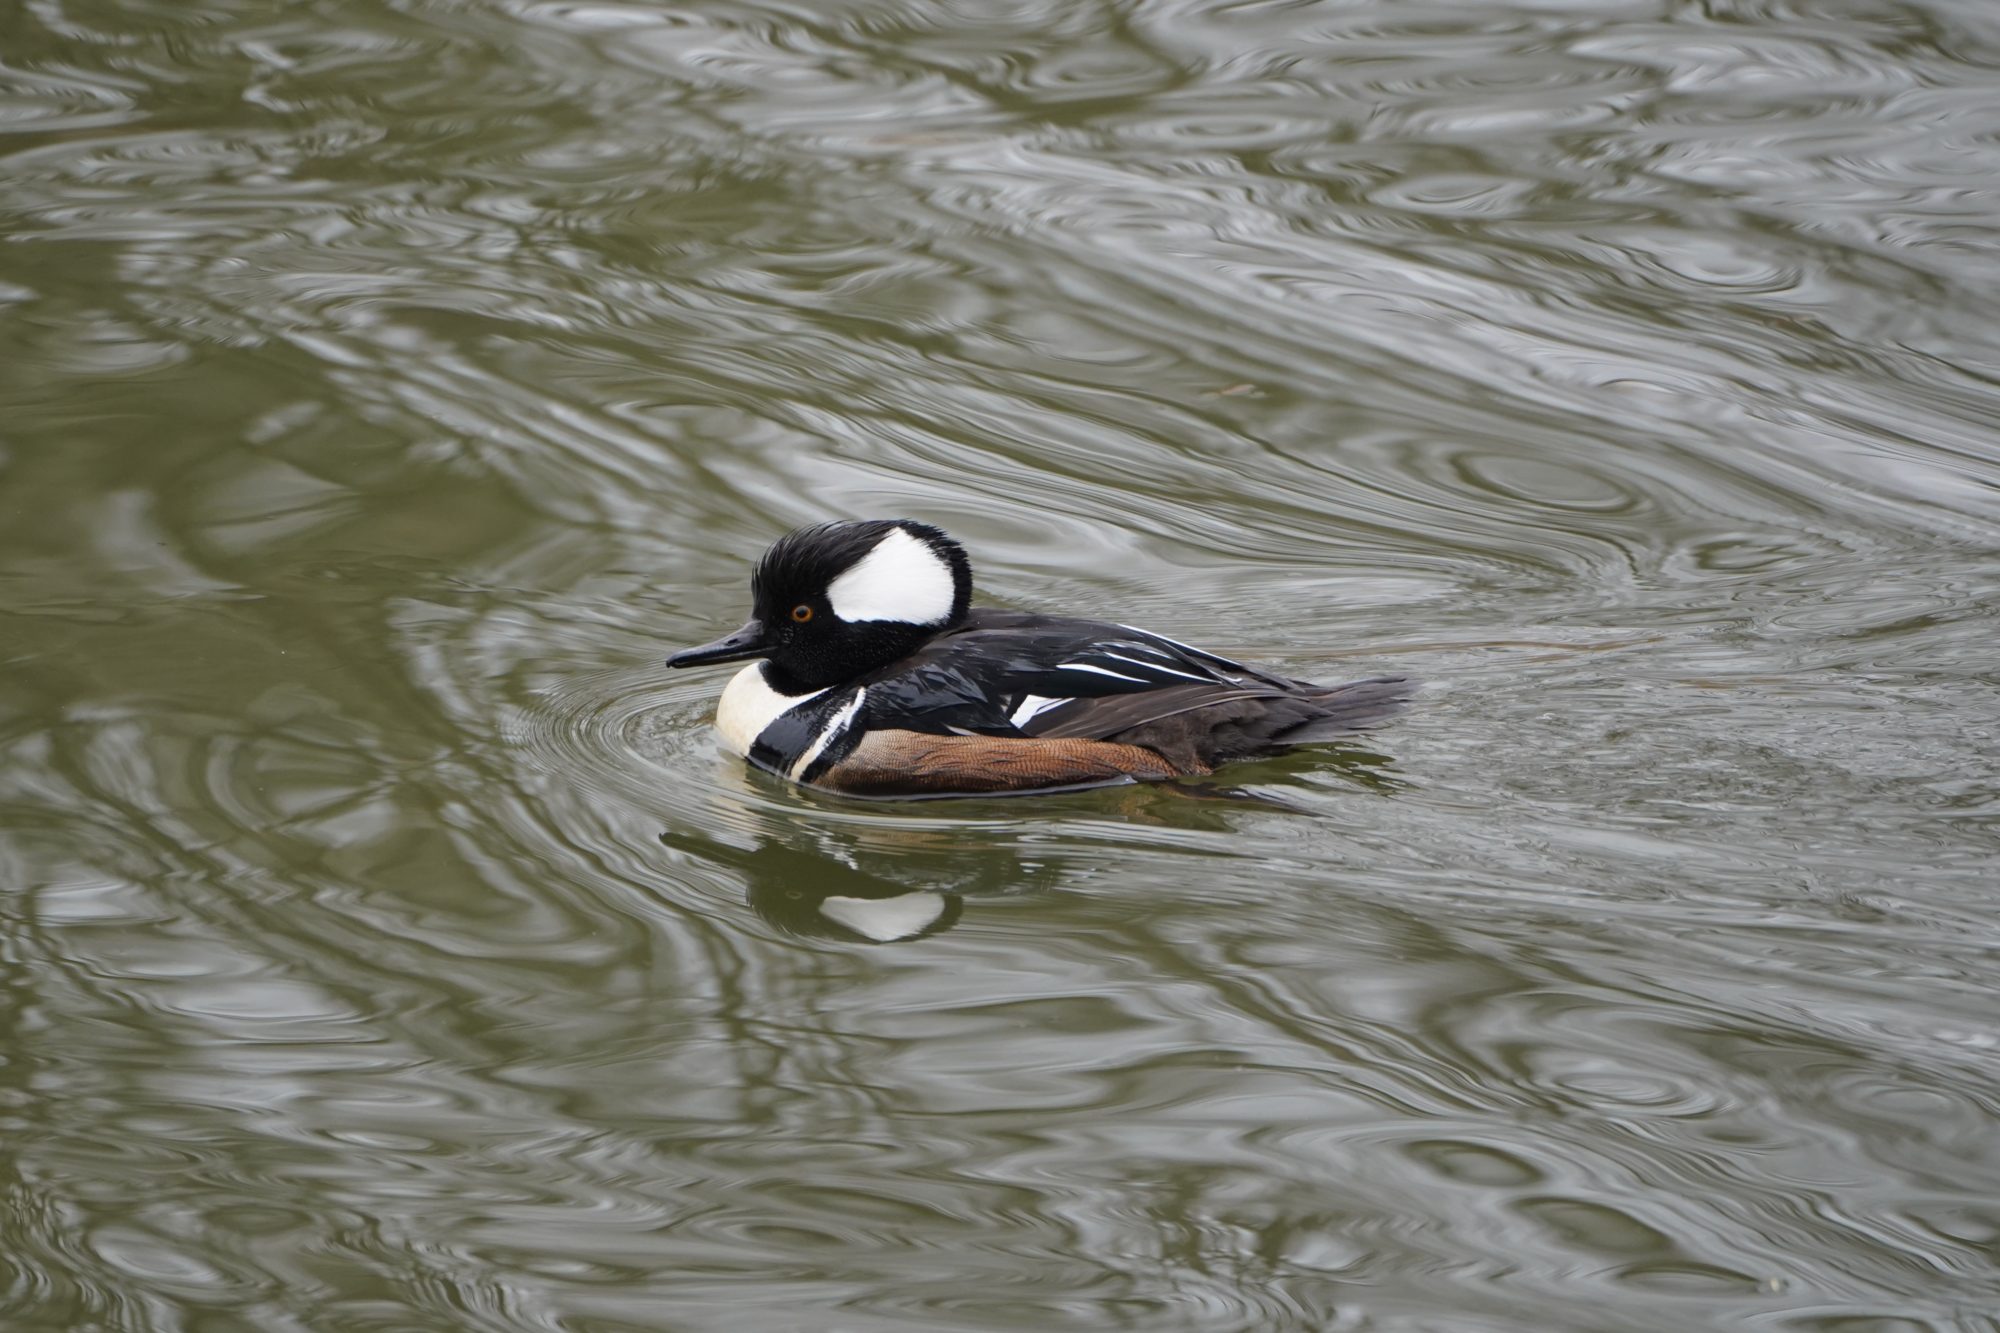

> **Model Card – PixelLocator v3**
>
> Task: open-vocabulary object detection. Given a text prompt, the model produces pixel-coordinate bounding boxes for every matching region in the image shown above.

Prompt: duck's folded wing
[859,615,1300,740]
[1019,682,1295,741]
[1023,673,1412,781]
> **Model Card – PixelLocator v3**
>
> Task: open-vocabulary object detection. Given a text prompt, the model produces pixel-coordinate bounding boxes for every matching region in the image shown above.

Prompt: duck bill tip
[667,618,769,668]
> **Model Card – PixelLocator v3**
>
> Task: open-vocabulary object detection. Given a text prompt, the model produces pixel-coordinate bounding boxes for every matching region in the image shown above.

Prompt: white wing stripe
[1096,650,1209,681]
[1116,623,1250,670]
[1117,623,1193,649]
[1010,694,1064,727]
[1056,662,1146,683]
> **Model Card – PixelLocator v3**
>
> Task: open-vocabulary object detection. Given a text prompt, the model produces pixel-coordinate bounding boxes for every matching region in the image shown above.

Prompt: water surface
[4,0,1999,1329]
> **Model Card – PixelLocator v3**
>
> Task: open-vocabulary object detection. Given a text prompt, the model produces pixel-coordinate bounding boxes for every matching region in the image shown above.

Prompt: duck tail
[1277,675,1417,743]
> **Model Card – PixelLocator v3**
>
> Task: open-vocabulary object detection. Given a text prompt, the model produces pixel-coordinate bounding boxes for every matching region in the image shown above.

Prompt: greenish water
[4,0,2000,1329]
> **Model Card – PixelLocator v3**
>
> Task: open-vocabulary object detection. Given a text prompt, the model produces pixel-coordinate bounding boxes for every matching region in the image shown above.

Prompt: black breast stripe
[792,691,872,787]
[746,689,857,777]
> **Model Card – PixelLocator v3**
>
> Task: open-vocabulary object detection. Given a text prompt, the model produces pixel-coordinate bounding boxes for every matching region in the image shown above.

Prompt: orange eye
[790,604,813,623]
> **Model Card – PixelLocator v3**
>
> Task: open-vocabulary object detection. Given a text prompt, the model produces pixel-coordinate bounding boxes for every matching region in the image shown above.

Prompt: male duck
[668,519,1411,797]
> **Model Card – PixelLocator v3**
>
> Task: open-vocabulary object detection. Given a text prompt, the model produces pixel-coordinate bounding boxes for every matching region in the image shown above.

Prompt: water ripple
[5,0,2000,1328]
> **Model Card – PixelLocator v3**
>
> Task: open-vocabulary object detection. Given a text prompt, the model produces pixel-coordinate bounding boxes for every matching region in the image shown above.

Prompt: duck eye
[790,604,814,623]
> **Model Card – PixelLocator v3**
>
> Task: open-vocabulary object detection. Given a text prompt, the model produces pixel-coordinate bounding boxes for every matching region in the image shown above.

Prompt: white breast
[714,662,824,757]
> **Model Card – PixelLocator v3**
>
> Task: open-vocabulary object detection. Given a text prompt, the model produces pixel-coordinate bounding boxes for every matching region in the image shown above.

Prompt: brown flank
[821,729,1201,796]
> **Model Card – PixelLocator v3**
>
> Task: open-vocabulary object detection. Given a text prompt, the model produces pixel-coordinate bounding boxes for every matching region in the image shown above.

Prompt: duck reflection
[659,742,1405,945]
[659,815,1057,943]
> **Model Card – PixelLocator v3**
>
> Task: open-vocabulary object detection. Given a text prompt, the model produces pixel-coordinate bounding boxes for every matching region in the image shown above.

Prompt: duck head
[667,519,973,692]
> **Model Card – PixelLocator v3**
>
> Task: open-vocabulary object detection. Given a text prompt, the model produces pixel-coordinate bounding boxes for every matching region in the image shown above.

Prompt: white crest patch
[715,661,824,757]
[818,892,947,942]
[826,527,955,625]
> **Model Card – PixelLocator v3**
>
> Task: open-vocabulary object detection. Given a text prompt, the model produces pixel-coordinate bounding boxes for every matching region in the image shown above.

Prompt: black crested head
[752,519,970,628]
[733,519,973,691]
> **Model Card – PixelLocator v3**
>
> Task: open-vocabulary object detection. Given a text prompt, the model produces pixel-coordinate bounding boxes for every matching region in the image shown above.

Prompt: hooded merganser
[666,519,1413,798]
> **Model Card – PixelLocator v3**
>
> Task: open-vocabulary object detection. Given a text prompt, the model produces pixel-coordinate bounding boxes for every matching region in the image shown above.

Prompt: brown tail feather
[1275,676,1416,742]
[1103,675,1416,771]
